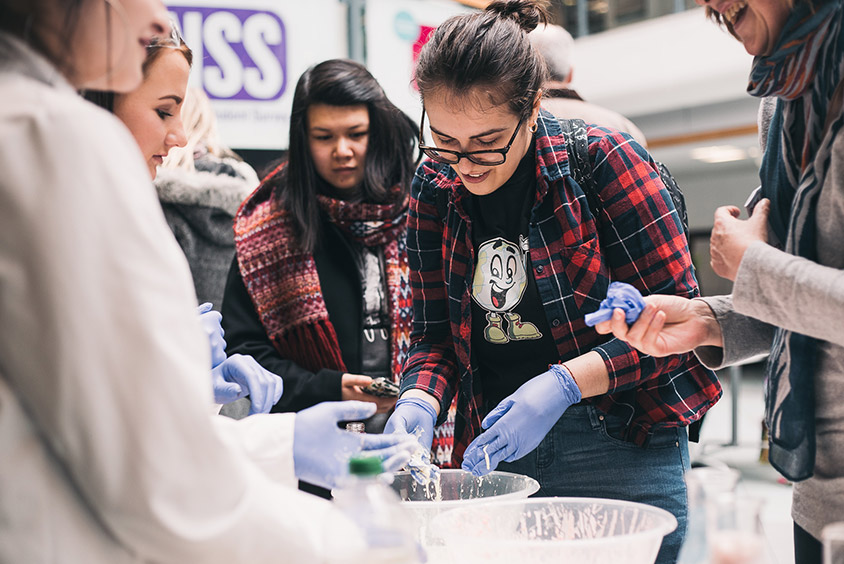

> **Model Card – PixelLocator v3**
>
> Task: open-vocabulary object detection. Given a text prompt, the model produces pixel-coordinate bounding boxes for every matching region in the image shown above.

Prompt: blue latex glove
[384,398,439,485]
[383,397,437,453]
[584,282,646,327]
[197,302,227,368]
[210,353,284,414]
[293,401,420,490]
[462,364,582,476]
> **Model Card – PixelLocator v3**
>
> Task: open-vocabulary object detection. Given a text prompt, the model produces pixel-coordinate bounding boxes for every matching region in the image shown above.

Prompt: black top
[221,217,385,413]
[466,148,559,411]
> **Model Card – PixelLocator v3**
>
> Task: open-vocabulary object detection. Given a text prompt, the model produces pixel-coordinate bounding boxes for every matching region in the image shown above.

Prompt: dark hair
[267,59,418,253]
[83,37,193,112]
[415,0,549,120]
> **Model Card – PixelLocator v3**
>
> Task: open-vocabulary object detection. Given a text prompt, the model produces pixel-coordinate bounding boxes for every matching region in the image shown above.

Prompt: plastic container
[678,465,741,564]
[389,469,539,548]
[429,496,677,564]
[329,457,423,564]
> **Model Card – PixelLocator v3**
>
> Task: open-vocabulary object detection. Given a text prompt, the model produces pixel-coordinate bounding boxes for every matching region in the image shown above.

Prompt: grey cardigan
[694,112,844,538]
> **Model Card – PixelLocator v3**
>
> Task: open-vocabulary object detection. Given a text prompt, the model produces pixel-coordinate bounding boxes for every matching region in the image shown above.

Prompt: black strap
[558,118,603,221]
[559,118,689,241]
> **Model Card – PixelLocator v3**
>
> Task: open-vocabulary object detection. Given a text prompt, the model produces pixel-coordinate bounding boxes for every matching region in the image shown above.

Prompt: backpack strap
[558,118,603,221]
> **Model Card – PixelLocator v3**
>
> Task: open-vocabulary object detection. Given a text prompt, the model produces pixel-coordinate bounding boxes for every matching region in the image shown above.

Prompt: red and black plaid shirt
[400,111,722,466]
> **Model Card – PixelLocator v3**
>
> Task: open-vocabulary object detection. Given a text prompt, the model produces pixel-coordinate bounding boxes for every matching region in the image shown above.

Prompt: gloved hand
[383,397,437,453]
[197,302,227,368]
[462,364,582,476]
[584,282,646,327]
[210,353,284,415]
[293,401,420,490]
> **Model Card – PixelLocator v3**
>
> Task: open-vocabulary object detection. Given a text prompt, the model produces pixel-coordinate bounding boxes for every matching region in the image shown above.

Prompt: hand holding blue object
[461,364,582,476]
[584,282,646,327]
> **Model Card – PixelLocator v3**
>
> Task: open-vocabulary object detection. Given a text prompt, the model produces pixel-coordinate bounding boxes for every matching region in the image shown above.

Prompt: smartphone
[361,376,400,398]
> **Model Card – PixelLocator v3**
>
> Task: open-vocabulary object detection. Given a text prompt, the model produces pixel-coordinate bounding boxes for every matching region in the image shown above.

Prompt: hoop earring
[530,122,538,133]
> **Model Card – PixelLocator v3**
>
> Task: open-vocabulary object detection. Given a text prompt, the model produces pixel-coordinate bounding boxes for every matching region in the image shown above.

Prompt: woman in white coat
[0,1,414,562]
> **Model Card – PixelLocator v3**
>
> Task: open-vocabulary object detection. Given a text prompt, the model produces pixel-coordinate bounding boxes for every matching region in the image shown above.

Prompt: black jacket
[221,218,370,413]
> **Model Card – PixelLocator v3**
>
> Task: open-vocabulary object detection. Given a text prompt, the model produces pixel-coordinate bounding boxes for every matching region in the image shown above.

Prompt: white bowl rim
[392,469,540,507]
[430,495,679,545]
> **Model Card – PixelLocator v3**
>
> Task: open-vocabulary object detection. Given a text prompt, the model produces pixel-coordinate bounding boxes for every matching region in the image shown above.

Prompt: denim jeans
[497,404,690,564]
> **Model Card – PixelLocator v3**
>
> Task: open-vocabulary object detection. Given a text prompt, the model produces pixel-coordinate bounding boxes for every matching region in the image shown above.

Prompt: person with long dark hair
[0,1,415,561]
[382,2,720,562]
[221,59,456,494]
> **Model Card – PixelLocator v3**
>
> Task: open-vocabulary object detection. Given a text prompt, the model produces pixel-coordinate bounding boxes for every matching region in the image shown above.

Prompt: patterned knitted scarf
[748,0,844,481]
[233,170,413,385]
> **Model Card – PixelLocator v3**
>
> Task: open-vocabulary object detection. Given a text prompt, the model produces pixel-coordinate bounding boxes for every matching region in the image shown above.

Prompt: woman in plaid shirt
[382,1,721,562]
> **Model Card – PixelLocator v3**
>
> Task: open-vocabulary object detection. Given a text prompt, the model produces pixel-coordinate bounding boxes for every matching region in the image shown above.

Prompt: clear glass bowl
[389,469,540,547]
[429,496,677,564]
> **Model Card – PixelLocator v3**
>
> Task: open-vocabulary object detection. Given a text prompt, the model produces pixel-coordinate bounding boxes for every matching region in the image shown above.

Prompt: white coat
[0,32,362,563]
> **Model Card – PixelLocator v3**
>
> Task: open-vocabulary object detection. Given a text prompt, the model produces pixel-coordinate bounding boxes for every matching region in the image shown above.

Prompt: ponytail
[415,0,548,119]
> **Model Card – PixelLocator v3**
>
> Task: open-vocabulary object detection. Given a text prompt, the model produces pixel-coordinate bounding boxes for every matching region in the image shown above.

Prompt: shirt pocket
[558,234,607,310]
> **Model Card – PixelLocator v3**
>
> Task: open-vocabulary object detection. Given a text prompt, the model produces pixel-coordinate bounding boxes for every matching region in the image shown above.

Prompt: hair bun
[485,0,549,33]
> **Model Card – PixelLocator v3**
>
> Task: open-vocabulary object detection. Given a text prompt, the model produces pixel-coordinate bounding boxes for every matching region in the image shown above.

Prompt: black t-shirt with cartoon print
[466,147,559,413]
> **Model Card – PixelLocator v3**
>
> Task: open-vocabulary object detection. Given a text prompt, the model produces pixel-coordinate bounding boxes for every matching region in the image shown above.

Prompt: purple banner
[169,6,286,101]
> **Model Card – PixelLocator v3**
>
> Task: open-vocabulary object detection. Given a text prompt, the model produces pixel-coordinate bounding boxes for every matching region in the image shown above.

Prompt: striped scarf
[233,173,413,386]
[748,0,844,481]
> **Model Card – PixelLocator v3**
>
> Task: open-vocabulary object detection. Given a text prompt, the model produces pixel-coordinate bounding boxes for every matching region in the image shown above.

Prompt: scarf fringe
[273,321,347,374]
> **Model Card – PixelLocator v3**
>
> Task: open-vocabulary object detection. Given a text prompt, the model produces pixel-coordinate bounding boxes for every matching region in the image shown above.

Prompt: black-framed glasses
[418,108,524,166]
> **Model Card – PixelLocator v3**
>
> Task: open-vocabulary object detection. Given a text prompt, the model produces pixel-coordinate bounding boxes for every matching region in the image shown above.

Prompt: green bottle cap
[348,456,383,476]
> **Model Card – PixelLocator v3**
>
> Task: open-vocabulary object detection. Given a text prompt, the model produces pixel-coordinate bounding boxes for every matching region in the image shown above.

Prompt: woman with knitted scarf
[221,59,456,497]
[596,0,844,561]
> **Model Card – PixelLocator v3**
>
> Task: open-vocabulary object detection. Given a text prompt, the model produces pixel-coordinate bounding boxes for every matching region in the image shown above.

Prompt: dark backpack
[558,118,690,242]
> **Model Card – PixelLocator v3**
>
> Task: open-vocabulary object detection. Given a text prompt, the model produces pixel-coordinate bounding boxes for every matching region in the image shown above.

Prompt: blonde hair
[161,87,240,172]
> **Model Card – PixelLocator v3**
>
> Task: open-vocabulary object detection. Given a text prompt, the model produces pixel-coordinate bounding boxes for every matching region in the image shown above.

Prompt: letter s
[203,11,243,99]
[242,14,284,100]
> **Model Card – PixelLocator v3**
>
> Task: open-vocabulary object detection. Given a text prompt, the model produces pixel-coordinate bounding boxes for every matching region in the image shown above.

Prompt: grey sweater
[154,156,257,308]
[695,118,844,538]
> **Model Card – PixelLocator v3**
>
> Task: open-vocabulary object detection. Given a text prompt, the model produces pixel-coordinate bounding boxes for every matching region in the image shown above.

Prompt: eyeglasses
[418,108,524,166]
[149,18,183,49]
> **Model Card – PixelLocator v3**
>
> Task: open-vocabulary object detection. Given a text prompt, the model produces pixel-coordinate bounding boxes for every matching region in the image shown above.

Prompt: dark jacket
[221,216,370,413]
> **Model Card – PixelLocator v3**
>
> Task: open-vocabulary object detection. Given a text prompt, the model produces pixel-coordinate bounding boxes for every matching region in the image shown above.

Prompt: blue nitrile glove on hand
[462,364,582,476]
[584,282,646,327]
[293,401,420,490]
[384,398,440,485]
[197,302,227,368]
[210,353,284,414]
[383,397,438,454]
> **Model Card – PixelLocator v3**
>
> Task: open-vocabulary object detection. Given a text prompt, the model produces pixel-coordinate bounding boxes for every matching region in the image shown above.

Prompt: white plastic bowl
[429,496,678,564]
[389,469,540,547]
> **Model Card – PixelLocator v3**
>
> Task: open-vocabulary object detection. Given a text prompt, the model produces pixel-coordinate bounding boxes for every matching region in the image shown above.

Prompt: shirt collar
[533,108,572,186]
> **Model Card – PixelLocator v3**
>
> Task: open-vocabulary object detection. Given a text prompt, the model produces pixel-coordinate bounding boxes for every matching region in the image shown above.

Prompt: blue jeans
[497,404,690,564]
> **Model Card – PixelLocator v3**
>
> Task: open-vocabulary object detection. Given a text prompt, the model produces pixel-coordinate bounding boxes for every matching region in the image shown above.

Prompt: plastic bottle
[329,456,423,564]
[677,466,741,564]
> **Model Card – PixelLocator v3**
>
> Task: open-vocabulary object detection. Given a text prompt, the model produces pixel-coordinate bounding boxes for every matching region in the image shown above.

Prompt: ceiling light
[690,145,750,164]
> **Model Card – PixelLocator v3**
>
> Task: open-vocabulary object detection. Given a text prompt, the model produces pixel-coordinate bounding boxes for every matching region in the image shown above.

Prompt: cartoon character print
[472,236,542,344]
